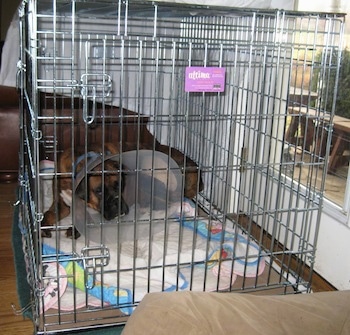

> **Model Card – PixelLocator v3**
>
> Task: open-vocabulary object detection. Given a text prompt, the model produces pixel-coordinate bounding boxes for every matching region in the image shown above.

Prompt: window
[286,41,350,225]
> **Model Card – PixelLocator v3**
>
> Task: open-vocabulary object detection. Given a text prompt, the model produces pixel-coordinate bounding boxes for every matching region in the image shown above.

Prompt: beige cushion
[122,290,350,335]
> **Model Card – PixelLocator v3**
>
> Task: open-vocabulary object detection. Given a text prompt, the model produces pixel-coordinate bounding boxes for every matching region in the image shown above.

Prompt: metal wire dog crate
[18,0,344,333]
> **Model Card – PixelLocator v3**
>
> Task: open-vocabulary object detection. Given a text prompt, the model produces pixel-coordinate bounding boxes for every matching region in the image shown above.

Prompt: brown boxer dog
[41,143,129,238]
[41,140,203,239]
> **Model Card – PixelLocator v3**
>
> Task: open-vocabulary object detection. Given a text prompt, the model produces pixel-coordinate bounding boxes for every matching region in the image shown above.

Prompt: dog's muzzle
[103,192,129,221]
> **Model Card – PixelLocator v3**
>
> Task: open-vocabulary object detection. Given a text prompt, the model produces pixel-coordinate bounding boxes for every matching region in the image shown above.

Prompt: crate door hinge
[80,73,112,124]
[81,245,110,289]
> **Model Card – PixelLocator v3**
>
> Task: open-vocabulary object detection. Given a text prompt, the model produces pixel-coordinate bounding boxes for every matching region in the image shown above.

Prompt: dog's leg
[59,190,81,239]
[41,194,71,237]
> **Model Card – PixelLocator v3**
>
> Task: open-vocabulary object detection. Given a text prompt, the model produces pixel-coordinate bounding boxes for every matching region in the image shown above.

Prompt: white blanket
[39,161,266,314]
[42,204,266,314]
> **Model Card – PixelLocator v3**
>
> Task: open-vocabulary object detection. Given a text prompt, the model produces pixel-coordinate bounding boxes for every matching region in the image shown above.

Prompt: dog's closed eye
[94,181,122,198]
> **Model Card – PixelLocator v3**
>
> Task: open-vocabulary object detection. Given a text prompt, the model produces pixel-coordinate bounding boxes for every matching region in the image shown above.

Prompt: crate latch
[80,73,112,124]
[81,245,110,289]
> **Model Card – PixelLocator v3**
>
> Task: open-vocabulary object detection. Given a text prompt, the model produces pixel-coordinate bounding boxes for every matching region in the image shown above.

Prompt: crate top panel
[31,0,345,19]
[25,0,345,48]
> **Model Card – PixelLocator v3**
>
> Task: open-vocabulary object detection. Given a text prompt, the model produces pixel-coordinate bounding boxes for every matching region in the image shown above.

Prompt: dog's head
[76,159,129,220]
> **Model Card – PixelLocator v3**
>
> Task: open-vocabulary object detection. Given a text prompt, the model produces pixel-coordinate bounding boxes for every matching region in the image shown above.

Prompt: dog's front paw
[65,227,81,239]
[41,229,52,238]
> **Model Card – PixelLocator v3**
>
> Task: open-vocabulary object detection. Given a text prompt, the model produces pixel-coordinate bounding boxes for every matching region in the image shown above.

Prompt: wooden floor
[0,181,34,334]
[0,180,336,334]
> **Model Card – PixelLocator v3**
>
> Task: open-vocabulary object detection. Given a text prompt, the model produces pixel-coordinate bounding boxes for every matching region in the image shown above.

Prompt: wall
[315,205,350,290]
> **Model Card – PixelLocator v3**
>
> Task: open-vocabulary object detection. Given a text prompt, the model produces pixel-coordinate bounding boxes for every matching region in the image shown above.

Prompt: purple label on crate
[185,67,226,92]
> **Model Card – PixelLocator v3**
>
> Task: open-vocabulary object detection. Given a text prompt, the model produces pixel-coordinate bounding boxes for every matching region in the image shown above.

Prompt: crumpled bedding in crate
[41,200,266,314]
[26,160,266,315]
